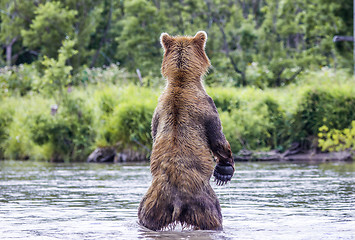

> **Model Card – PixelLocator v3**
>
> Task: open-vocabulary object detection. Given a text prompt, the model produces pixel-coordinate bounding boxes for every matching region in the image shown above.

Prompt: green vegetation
[1,0,353,82]
[318,122,355,152]
[0,0,354,161]
[0,63,354,161]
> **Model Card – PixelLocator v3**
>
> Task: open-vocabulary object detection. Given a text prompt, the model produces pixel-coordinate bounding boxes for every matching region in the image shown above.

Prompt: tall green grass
[0,67,354,161]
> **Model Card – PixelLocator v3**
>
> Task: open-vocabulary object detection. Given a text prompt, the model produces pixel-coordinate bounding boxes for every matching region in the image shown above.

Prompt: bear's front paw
[213,163,234,185]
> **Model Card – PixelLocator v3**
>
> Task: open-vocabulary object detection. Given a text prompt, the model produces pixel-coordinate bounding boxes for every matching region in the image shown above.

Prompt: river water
[0,160,354,240]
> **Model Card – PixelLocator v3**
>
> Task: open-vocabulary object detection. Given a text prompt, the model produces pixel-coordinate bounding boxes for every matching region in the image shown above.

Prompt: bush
[92,86,121,116]
[1,67,354,161]
[30,96,96,162]
[292,88,355,145]
[209,87,288,152]
[0,96,51,160]
[0,107,14,158]
[228,98,287,152]
[207,87,240,112]
[318,122,355,152]
[261,97,289,150]
[105,101,155,152]
[0,64,39,96]
[74,63,135,86]
[97,86,157,154]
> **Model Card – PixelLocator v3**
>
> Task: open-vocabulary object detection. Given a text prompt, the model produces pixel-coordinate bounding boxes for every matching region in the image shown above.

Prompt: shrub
[212,87,288,152]
[4,116,34,160]
[97,86,157,154]
[105,101,155,152]
[207,87,240,112]
[74,63,135,86]
[245,62,273,89]
[33,38,78,106]
[261,97,289,150]
[292,88,355,145]
[0,96,50,160]
[0,64,39,96]
[228,98,287,152]
[94,87,120,115]
[0,107,14,158]
[1,67,354,161]
[30,96,96,162]
[318,122,355,152]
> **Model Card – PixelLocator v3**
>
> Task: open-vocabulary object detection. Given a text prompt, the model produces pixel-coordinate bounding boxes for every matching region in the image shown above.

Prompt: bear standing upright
[138,31,234,231]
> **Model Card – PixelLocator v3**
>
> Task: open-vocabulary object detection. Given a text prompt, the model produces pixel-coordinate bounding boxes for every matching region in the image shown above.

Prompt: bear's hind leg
[178,194,223,230]
[138,193,175,231]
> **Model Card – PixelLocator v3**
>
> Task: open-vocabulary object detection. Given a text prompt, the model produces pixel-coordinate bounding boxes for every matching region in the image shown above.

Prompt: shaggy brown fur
[138,31,234,231]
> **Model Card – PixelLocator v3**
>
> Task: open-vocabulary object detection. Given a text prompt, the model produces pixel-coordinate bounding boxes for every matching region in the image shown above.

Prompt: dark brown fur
[138,31,234,231]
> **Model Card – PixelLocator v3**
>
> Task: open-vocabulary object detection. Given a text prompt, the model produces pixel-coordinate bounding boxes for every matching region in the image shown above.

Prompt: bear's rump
[138,179,222,230]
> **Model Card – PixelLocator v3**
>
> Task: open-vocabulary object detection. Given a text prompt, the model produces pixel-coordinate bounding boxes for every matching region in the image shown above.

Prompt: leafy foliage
[1,0,353,85]
[209,87,288,152]
[0,0,354,161]
[30,96,95,162]
[0,106,13,158]
[34,38,78,105]
[318,122,355,152]
[95,85,158,153]
[21,2,78,59]
[0,64,39,96]
[73,63,134,86]
[292,88,355,145]
[0,68,354,161]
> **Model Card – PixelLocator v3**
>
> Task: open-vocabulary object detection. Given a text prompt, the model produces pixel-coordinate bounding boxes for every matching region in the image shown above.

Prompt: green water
[0,160,354,239]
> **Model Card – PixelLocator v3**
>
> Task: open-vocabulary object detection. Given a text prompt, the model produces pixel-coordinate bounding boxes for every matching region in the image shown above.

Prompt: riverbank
[1,68,355,162]
[86,146,354,163]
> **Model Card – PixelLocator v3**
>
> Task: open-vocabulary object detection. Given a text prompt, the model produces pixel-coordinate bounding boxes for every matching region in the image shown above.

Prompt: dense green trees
[1,0,353,86]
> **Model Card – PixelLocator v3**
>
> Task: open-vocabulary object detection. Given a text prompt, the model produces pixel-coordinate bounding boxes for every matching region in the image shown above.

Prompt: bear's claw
[213,163,234,185]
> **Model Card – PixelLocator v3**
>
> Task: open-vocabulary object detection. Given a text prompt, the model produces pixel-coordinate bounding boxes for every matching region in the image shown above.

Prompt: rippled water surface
[1,160,354,239]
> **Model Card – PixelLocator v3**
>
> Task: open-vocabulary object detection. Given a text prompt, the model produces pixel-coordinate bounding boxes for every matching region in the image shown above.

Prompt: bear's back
[150,85,215,184]
[150,32,216,185]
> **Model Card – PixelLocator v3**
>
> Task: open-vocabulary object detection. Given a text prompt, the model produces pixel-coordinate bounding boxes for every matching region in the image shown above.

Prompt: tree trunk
[90,0,113,67]
[6,37,17,66]
[217,21,246,86]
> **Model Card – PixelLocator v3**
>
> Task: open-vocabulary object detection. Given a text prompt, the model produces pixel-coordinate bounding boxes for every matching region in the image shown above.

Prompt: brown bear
[138,31,234,231]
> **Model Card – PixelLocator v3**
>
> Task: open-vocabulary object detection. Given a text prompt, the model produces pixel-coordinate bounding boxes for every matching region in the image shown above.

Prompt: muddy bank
[87,147,148,163]
[87,146,354,163]
[236,149,354,163]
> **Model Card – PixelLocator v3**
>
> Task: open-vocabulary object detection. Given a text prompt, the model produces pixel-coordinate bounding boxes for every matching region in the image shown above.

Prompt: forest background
[0,0,354,162]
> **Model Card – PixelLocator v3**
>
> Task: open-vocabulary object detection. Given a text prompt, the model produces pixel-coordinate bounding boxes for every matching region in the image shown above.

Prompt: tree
[0,0,37,66]
[62,0,103,69]
[259,0,346,86]
[1,0,353,85]
[21,1,77,59]
[204,0,258,86]
[35,38,78,107]
[89,0,125,67]
[115,0,166,76]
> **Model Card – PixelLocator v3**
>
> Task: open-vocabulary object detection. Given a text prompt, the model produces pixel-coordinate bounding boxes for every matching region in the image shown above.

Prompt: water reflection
[1,160,354,239]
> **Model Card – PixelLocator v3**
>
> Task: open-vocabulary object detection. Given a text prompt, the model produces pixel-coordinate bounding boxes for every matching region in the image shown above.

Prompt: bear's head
[160,31,210,80]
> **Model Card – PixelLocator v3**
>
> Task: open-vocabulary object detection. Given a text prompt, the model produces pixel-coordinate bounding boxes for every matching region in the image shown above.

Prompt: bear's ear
[160,33,174,51]
[193,31,207,49]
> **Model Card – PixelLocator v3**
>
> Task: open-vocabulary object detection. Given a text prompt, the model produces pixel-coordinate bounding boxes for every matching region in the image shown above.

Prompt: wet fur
[138,31,234,231]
